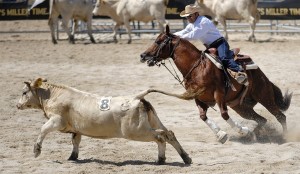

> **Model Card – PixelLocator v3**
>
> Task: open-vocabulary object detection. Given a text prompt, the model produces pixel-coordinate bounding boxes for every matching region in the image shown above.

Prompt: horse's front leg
[195,99,228,144]
[216,96,252,138]
[34,114,64,158]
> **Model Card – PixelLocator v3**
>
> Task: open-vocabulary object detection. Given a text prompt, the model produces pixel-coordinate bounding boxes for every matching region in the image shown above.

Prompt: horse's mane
[172,34,202,55]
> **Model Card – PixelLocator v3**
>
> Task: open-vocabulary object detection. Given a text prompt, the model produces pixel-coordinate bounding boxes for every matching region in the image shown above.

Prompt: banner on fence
[258,0,300,19]
[0,0,300,20]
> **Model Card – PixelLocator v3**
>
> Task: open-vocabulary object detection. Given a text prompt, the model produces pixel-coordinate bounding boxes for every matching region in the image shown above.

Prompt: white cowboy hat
[180,4,201,17]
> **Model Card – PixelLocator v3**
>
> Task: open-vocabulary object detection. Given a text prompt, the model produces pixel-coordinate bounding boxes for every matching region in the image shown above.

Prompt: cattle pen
[1,18,300,174]
[0,19,300,39]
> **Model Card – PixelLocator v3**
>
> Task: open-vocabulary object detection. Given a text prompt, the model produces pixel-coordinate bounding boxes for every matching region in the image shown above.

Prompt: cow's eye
[23,92,27,95]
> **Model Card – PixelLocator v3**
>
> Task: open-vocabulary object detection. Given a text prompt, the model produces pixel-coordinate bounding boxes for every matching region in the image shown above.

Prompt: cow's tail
[272,83,292,112]
[134,88,204,100]
[164,0,169,6]
[47,0,55,25]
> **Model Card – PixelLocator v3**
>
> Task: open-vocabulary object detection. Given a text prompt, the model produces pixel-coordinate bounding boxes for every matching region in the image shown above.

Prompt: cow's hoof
[181,154,192,165]
[68,152,78,161]
[69,36,75,44]
[34,143,41,158]
[127,40,132,44]
[217,130,228,144]
[90,37,96,44]
[157,157,166,165]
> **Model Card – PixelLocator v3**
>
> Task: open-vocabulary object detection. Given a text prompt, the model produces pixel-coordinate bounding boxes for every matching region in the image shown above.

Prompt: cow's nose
[140,53,146,63]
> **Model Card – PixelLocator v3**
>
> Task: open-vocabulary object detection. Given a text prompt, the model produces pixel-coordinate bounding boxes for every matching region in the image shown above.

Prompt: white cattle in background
[93,0,169,44]
[195,0,260,42]
[29,0,95,44]
[16,78,192,164]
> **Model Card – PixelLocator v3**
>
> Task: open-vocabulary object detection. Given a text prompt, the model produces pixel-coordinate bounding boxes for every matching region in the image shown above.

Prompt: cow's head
[17,78,47,110]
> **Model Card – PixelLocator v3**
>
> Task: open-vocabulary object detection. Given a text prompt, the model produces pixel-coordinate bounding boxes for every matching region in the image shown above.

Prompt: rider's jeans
[217,41,241,72]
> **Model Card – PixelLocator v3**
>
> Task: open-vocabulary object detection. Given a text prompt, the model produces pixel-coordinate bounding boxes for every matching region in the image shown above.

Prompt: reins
[154,35,217,111]
[158,36,202,88]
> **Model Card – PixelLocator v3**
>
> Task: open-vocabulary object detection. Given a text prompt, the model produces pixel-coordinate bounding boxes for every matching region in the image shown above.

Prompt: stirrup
[227,69,248,85]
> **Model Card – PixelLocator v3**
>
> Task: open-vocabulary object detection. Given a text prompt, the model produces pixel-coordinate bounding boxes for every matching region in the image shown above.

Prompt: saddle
[205,48,258,70]
[204,48,257,107]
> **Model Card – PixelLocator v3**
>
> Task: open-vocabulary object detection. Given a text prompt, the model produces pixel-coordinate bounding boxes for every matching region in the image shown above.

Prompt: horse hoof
[248,131,257,142]
[217,130,228,144]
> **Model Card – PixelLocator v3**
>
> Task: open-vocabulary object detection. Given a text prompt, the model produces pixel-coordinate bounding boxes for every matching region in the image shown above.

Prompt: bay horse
[140,25,292,143]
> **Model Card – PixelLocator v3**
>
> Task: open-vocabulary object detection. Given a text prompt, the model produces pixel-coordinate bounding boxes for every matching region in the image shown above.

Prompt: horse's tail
[134,88,198,100]
[272,83,293,112]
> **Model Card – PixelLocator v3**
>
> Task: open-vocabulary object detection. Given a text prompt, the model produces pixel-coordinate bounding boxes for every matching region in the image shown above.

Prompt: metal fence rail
[0,19,299,35]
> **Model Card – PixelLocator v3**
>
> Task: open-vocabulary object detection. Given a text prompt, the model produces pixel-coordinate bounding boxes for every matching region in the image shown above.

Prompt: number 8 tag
[99,97,112,111]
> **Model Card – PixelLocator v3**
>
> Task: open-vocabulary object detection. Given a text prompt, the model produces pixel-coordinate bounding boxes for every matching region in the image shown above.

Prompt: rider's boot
[227,69,248,85]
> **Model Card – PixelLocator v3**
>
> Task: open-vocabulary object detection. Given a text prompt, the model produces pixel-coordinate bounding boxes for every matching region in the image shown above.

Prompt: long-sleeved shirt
[174,16,223,45]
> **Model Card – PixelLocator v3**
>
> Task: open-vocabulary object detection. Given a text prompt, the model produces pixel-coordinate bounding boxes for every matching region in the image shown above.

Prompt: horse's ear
[165,25,170,34]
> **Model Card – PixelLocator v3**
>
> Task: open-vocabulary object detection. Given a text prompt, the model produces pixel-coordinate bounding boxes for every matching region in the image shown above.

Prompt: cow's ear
[166,25,170,34]
[24,81,31,87]
[33,78,44,88]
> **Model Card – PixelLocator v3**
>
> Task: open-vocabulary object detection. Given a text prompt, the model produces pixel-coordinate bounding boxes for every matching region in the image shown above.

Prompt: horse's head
[140,25,179,66]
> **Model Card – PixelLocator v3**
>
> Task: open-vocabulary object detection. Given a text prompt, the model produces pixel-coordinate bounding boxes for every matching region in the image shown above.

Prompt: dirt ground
[1,20,300,174]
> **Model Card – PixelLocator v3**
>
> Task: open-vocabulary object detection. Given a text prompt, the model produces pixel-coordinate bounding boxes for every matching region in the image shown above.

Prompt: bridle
[151,34,201,88]
[149,35,180,65]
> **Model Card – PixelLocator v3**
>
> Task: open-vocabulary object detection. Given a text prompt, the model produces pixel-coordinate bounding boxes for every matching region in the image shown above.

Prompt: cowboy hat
[180,4,201,17]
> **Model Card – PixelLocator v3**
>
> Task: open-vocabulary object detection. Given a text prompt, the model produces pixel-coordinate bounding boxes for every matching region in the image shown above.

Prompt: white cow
[16,78,192,164]
[195,0,260,42]
[30,0,95,44]
[93,0,168,44]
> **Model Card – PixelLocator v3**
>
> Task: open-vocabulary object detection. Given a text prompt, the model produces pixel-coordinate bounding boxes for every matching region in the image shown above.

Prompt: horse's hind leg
[259,101,287,135]
[195,99,228,144]
[231,102,267,137]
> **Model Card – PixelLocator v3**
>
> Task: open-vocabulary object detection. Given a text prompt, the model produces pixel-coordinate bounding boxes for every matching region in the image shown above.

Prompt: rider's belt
[204,37,225,49]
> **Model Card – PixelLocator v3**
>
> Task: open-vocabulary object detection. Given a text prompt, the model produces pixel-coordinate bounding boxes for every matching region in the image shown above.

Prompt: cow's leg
[68,133,82,160]
[145,103,191,164]
[48,13,59,44]
[155,134,167,165]
[71,19,78,42]
[86,18,96,43]
[219,17,228,40]
[34,115,64,158]
[113,23,121,43]
[157,19,167,33]
[60,16,74,44]
[123,18,132,44]
[195,99,228,143]
[248,16,256,42]
[164,130,192,164]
